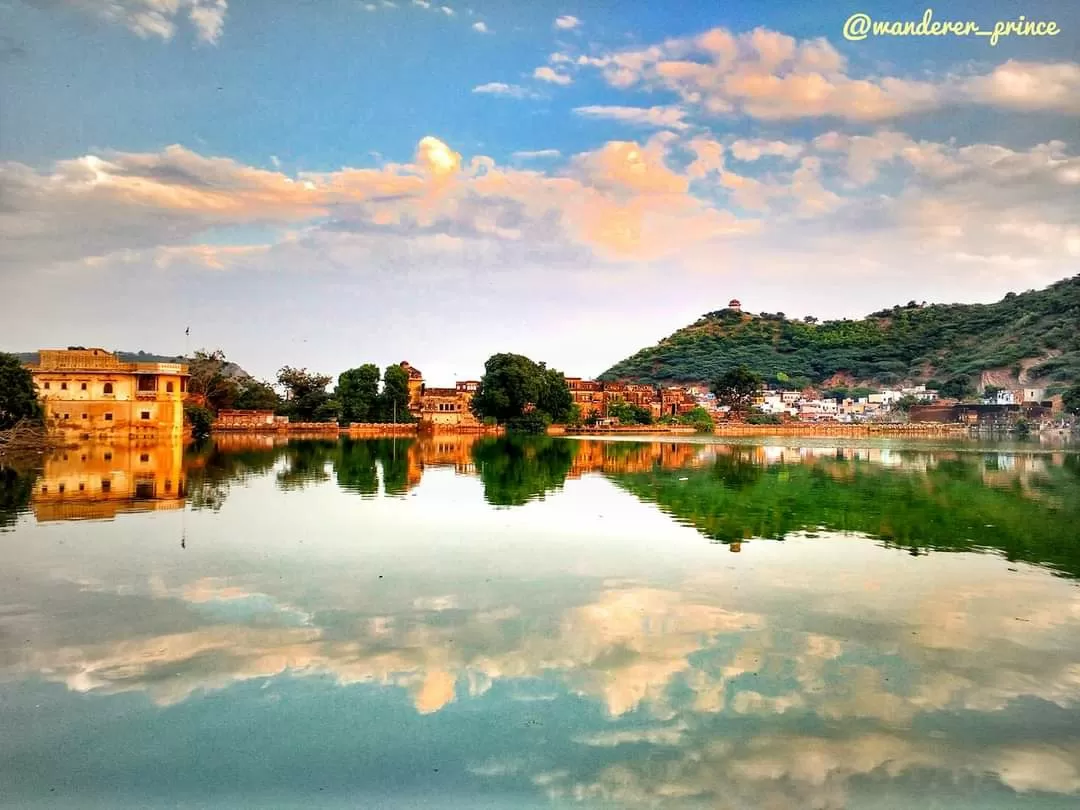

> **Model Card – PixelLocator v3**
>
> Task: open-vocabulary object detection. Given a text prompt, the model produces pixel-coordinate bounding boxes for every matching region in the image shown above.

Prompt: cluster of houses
[744,384,1050,423]
[746,385,939,423]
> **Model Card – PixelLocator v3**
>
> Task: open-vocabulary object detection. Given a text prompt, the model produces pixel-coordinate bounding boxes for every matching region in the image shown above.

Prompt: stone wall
[346,423,418,435]
[713,422,968,436]
[214,410,287,431]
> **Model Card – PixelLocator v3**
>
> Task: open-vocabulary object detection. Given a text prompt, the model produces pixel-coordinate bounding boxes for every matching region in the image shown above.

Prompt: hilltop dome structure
[728,299,741,311]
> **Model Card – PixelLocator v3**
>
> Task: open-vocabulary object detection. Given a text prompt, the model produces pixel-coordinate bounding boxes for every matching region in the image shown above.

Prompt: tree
[824,387,850,401]
[608,399,653,425]
[712,365,762,417]
[337,364,381,424]
[277,366,338,422]
[187,349,238,412]
[983,385,1004,401]
[894,394,920,412]
[537,366,574,424]
[377,364,414,423]
[471,353,573,431]
[233,379,281,411]
[0,353,43,430]
[1063,383,1080,416]
[677,406,714,432]
[184,403,214,441]
[940,375,974,400]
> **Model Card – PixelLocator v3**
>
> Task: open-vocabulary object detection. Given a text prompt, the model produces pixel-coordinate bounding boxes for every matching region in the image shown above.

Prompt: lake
[2,434,1080,809]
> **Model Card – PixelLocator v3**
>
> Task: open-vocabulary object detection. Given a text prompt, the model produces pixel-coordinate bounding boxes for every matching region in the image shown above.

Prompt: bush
[184,403,215,441]
[746,413,783,425]
[505,411,550,434]
[677,406,715,432]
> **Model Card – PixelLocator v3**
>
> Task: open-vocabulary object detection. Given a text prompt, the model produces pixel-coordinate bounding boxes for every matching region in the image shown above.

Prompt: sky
[1,0,1079,384]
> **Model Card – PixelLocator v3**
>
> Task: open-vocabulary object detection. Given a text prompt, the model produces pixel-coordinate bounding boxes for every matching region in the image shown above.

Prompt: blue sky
[2,1,1078,382]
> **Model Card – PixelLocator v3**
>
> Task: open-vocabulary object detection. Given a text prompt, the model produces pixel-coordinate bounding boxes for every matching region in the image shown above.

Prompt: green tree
[233,379,281,411]
[471,353,542,423]
[277,367,338,422]
[184,402,215,441]
[187,349,239,412]
[940,375,974,400]
[608,399,653,425]
[1063,383,1080,416]
[377,364,414,423]
[471,353,573,430]
[337,364,381,424]
[894,394,920,412]
[538,366,574,423]
[712,365,762,416]
[0,353,43,430]
[678,406,715,432]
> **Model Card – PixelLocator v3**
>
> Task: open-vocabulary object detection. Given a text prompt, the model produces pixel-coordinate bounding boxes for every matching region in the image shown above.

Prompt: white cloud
[729,139,804,162]
[554,15,581,30]
[533,66,572,85]
[472,82,535,99]
[3,133,1077,314]
[441,5,454,14]
[573,105,690,130]
[60,0,228,44]
[512,149,562,160]
[471,21,490,34]
[960,61,1080,114]
[572,25,1080,121]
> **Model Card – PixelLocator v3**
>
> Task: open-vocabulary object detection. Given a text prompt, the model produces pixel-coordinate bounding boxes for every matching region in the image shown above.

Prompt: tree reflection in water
[29,435,1080,578]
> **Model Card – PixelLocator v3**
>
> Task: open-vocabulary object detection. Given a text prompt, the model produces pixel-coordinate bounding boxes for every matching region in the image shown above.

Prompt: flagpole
[182,323,190,551]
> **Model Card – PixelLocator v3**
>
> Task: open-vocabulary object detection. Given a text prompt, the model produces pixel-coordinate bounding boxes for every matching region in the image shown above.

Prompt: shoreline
[709,422,970,437]
[207,421,980,439]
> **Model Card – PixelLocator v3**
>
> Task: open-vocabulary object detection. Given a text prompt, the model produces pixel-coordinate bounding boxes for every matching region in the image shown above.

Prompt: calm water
[2,434,1080,809]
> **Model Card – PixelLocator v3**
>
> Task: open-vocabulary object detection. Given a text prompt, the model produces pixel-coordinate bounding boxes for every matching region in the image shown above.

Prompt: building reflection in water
[31,440,186,522]
[12,435,1077,538]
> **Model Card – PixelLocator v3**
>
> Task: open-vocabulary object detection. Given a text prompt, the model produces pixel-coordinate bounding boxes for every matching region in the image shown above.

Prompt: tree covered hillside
[600,275,1080,393]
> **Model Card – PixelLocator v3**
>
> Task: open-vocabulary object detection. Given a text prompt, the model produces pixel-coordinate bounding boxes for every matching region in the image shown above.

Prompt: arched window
[166,381,174,393]
[103,382,113,394]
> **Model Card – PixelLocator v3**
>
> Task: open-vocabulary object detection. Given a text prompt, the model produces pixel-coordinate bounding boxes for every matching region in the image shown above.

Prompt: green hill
[600,275,1080,394]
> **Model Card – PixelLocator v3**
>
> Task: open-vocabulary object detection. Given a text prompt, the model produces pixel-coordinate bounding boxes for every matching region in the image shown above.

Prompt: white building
[984,389,1017,405]
[901,385,938,402]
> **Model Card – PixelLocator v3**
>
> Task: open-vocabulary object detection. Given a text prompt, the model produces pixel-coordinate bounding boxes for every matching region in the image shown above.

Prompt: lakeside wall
[712,422,969,437]
[553,425,699,436]
[208,418,502,436]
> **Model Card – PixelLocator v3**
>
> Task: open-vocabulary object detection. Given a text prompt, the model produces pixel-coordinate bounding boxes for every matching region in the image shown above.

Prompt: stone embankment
[345,423,417,435]
[553,425,700,436]
[209,418,501,436]
[712,422,969,437]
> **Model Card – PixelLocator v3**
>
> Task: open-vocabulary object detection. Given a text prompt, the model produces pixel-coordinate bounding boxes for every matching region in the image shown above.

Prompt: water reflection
[1,436,1079,807]
[2,436,1079,576]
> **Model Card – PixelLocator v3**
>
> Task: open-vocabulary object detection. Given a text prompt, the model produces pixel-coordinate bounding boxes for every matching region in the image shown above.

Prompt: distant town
[10,346,1072,442]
